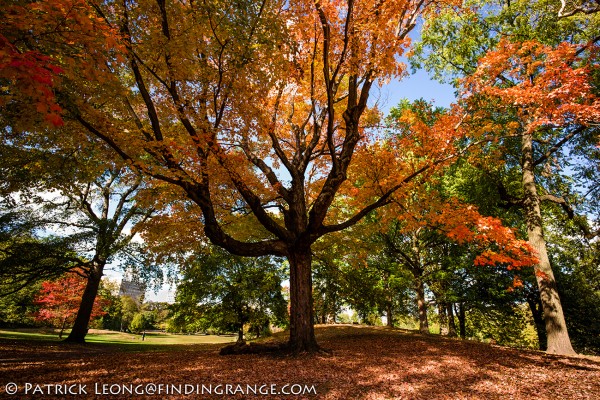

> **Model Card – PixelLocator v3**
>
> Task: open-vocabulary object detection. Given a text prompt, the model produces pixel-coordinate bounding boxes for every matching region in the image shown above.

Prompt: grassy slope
[0,325,599,399]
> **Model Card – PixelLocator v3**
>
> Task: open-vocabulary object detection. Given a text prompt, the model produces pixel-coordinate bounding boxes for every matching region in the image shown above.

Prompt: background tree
[312,257,344,324]
[412,0,600,355]
[0,152,156,343]
[129,312,147,335]
[172,247,288,343]
[34,272,109,338]
[119,295,141,333]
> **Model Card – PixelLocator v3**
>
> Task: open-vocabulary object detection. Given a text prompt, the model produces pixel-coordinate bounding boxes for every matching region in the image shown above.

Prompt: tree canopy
[0,0,598,356]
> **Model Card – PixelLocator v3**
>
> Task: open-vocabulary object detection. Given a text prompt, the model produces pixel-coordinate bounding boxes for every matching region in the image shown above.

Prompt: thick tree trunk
[65,262,104,343]
[288,249,319,352]
[527,293,548,350]
[387,303,394,327]
[521,133,576,355]
[447,303,457,337]
[416,279,429,334]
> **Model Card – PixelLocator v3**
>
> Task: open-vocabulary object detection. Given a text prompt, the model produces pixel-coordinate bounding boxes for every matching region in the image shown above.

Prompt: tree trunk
[387,303,394,327]
[65,262,104,343]
[457,302,466,339]
[527,293,548,350]
[447,303,457,337]
[59,316,68,339]
[438,303,448,335]
[416,279,429,334]
[521,133,576,355]
[288,249,319,352]
[237,325,244,344]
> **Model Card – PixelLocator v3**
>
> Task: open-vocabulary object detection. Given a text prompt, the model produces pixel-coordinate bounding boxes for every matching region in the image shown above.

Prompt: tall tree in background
[0,143,155,343]
[413,0,600,354]
[60,166,155,342]
[464,40,599,355]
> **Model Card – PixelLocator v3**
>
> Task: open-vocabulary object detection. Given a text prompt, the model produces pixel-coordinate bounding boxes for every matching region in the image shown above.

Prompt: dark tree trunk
[288,249,318,352]
[457,302,466,339]
[237,325,244,344]
[236,306,246,343]
[447,303,457,337]
[387,303,394,327]
[527,293,548,351]
[521,133,575,355]
[416,279,429,334]
[65,262,104,343]
[438,303,448,335]
[59,316,68,339]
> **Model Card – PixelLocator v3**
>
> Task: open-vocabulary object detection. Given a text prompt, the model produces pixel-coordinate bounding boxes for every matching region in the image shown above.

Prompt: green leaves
[170,246,288,336]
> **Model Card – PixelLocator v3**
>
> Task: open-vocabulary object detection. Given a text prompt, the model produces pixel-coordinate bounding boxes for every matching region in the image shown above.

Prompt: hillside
[1,325,599,399]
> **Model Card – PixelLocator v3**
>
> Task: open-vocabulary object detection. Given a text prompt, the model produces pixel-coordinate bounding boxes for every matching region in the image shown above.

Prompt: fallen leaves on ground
[1,325,599,399]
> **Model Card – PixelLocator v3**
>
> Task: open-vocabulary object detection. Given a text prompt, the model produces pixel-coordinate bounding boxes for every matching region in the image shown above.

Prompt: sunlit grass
[0,328,236,351]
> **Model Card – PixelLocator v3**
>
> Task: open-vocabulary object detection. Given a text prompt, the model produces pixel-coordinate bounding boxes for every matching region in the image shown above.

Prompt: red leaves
[0,34,64,127]
[33,273,109,327]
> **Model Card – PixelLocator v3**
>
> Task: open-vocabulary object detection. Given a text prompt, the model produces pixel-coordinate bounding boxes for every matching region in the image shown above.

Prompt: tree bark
[287,249,319,352]
[438,303,448,335]
[521,133,576,355]
[527,294,548,350]
[457,302,466,339]
[237,325,244,344]
[416,279,429,334]
[387,303,394,327]
[59,316,67,339]
[65,261,104,343]
[447,303,457,337]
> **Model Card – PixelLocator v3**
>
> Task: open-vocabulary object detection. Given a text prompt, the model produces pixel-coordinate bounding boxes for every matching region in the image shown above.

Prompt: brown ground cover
[1,325,599,399]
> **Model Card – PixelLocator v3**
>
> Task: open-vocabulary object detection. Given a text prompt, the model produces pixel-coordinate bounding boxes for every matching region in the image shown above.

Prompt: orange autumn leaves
[391,194,536,272]
[463,38,600,134]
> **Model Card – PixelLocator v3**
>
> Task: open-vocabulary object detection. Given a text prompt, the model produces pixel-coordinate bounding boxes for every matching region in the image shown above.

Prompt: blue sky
[377,69,457,113]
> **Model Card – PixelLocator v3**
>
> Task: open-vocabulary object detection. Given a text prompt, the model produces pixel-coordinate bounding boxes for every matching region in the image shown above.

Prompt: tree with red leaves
[34,273,109,339]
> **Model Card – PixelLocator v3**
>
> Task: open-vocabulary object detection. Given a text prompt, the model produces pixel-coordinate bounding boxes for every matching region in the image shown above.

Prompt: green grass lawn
[0,328,236,351]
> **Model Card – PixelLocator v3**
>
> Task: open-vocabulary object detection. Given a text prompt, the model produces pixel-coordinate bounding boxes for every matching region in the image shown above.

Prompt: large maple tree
[15,0,466,352]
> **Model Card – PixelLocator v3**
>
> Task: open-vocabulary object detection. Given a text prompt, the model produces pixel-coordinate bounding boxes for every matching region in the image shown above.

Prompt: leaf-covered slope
[1,325,599,399]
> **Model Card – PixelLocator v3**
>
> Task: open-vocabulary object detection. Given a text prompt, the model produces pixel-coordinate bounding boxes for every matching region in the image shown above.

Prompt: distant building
[118,280,146,303]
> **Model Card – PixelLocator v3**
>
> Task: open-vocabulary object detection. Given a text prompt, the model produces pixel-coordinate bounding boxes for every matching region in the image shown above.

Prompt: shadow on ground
[1,325,598,399]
